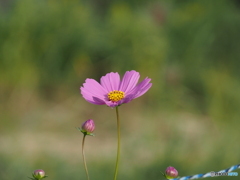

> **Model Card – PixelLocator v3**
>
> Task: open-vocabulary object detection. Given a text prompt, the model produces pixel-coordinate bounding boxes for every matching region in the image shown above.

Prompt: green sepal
[76,127,82,132]
[29,175,48,180]
[160,171,180,179]
[76,127,95,136]
[87,132,95,136]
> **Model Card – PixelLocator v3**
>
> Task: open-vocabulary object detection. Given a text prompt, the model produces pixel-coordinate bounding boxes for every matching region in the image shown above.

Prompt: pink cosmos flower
[80,70,152,107]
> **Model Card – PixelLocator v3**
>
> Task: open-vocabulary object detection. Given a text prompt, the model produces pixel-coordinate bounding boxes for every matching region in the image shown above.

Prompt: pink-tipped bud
[81,119,95,135]
[165,166,178,179]
[32,169,46,179]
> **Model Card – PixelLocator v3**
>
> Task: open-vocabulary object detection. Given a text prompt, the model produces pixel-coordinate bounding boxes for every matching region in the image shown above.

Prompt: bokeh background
[1,0,240,179]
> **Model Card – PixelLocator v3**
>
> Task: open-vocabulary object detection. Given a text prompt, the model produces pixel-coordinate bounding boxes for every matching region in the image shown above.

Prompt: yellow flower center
[108,90,125,102]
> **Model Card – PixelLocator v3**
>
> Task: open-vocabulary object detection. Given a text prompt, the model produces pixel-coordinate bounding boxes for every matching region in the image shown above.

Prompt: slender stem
[82,134,90,180]
[113,106,121,180]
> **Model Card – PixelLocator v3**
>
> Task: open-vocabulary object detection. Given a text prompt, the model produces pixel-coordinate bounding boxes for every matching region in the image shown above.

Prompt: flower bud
[32,169,47,179]
[81,119,95,135]
[165,166,178,179]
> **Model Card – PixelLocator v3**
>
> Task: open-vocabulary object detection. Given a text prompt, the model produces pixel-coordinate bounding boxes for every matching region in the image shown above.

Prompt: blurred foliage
[0,0,240,119]
[1,0,240,179]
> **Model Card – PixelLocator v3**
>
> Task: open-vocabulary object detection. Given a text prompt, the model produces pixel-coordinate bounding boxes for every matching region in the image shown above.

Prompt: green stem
[82,134,90,180]
[113,106,121,180]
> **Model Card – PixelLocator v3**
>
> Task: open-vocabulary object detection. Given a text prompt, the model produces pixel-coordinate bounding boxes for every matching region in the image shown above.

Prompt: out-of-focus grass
[1,0,240,179]
[1,95,240,179]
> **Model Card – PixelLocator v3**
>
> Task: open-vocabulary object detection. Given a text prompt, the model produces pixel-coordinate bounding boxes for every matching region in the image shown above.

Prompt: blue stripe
[169,163,240,180]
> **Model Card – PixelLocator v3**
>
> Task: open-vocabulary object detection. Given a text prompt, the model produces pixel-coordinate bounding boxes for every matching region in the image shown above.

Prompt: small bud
[81,119,95,135]
[165,166,178,179]
[31,169,47,180]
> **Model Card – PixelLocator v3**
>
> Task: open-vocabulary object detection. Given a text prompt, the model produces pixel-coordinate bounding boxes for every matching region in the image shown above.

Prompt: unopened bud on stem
[165,166,178,179]
[79,119,95,136]
[30,169,47,180]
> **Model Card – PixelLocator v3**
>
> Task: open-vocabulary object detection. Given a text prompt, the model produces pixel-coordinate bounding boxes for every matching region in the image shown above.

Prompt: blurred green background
[1,0,240,179]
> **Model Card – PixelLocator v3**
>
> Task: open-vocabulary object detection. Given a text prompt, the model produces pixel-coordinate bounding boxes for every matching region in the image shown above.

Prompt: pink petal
[81,88,106,105]
[134,83,152,98]
[127,78,152,99]
[120,94,135,104]
[100,72,120,92]
[105,101,119,107]
[119,70,140,93]
[80,78,108,105]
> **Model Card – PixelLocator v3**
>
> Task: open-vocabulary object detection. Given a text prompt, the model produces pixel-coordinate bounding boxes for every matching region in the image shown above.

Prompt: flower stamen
[108,90,125,102]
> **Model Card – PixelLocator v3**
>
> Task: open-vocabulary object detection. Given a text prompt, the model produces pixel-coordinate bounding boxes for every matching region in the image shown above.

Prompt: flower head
[81,119,95,135]
[80,70,152,107]
[165,166,178,179]
[31,169,47,180]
